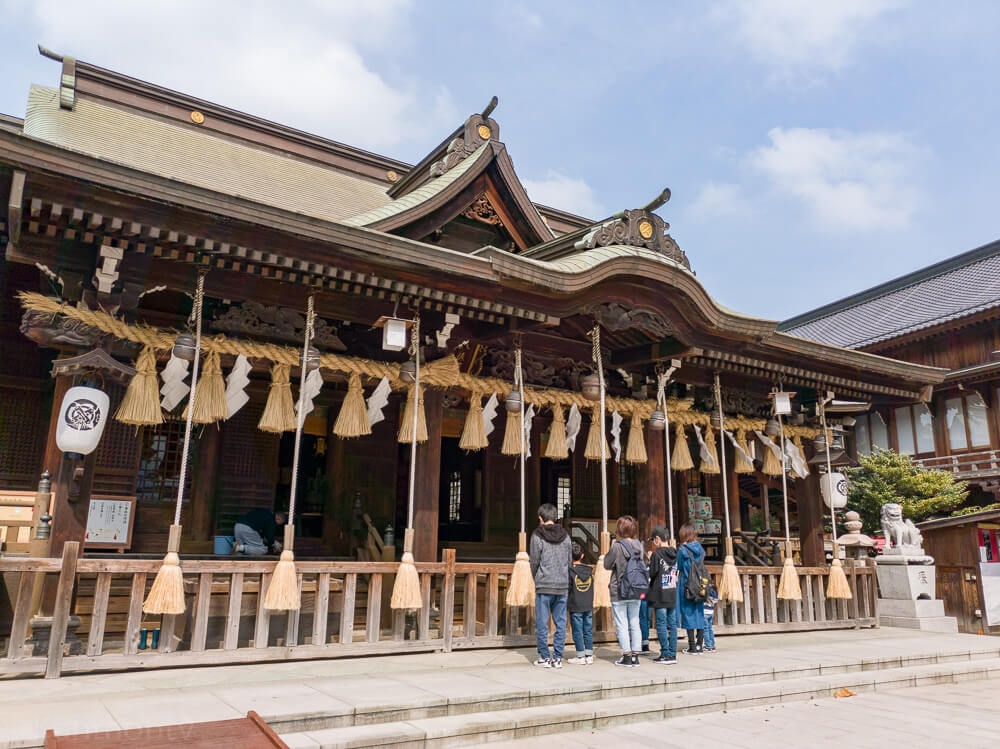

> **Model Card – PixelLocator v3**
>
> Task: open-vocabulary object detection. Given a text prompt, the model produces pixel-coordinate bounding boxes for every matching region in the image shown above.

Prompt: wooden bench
[44,710,286,748]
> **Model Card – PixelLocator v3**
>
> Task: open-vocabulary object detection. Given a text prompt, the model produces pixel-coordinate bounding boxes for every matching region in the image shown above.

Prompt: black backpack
[617,541,650,600]
[682,545,711,603]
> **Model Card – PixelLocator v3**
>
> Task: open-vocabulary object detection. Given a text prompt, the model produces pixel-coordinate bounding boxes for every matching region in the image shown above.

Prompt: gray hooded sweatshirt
[529,524,572,595]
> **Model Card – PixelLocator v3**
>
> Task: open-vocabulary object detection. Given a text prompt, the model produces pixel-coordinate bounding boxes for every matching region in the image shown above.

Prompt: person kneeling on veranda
[233,508,286,555]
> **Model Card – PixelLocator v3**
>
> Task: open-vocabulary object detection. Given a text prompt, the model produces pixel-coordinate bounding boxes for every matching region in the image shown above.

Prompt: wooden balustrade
[0,543,879,678]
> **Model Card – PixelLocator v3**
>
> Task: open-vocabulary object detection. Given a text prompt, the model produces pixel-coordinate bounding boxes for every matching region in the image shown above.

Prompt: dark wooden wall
[923,524,992,634]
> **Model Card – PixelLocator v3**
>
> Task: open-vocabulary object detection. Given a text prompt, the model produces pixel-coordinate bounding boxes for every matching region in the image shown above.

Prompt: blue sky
[1,0,998,321]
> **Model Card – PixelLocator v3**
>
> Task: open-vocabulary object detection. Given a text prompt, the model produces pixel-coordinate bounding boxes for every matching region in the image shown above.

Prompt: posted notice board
[84,495,136,550]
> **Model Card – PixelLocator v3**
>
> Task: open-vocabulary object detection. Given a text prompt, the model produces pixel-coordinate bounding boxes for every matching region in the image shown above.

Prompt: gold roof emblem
[638,220,654,239]
[477,124,491,140]
[190,111,205,124]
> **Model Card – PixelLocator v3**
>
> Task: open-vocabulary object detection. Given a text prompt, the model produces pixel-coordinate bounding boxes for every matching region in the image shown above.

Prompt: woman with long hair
[676,522,706,654]
[603,514,645,667]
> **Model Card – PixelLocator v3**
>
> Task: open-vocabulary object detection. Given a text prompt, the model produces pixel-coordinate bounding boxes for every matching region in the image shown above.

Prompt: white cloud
[689,182,751,221]
[748,127,922,231]
[712,0,907,75]
[19,0,457,153]
[522,171,603,219]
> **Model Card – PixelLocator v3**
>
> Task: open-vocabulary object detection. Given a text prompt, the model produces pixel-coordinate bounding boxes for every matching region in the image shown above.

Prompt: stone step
[281,658,1000,748]
[880,615,960,633]
[278,656,1000,747]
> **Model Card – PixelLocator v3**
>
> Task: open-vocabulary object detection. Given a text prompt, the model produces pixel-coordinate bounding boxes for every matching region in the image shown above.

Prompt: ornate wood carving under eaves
[484,347,629,395]
[575,189,691,270]
[429,97,500,178]
[703,389,770,418]
[213,301,347,351]
[21,308,106,349]
[462,195,502,226]
[587,302,674,339]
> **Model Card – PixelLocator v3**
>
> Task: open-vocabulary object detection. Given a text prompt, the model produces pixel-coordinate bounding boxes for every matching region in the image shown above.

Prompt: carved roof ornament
[51,348,136,384]
[430,96,499,178]
[213,301,347,351]
[462,195,503,227]
[587,302,674,339]
[574,188,691,271]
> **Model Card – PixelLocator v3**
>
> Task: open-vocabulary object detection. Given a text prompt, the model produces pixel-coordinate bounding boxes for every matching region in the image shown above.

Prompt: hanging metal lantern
[580,373,601,402]
[505,390,522,413]
[399,360,417,384]
[305,346,321,373]
[649,409,666,431]
[764,417,780,437]
[172,334,197,361]
[56,385,110,460]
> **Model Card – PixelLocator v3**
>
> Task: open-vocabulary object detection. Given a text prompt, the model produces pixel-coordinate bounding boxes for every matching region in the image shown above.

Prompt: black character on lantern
[65,399,101,431]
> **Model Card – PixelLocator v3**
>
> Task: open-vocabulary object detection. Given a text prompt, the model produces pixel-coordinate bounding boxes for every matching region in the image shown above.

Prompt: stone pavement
[2,628,998,748]
[489,680,1000,748]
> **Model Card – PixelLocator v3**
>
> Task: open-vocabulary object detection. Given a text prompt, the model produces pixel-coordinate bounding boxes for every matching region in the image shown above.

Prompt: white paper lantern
[382,318,408,352]
[821,471,848,509]
[56,385,110,459]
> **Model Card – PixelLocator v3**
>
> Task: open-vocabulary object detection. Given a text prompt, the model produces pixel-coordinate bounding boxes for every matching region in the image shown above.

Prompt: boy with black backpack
[566,542,595,665]
[645,525,680,664]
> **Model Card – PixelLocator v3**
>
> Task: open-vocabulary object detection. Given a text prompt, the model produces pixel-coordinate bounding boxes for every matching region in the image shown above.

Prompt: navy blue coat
[676,541,706,630]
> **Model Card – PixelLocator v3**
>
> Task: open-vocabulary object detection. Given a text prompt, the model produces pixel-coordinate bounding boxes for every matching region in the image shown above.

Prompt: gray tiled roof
[22,85,393,223]
[780,239,1000,349]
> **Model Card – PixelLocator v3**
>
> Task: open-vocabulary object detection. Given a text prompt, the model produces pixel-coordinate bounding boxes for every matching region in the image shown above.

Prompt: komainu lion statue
[880,503,923,550]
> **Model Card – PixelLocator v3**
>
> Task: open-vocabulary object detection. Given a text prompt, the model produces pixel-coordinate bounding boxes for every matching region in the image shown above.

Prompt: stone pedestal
[26,614,85,656]
[875,555,958,632]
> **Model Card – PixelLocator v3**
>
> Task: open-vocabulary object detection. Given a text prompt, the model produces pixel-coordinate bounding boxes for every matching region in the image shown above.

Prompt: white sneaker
[566,656,587,665]
[533,658,552,668]
[585,655,594,665]
[552,659,563,669]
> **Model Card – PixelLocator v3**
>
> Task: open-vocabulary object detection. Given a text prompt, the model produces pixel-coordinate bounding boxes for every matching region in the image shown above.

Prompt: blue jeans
[611,599,642,653]
[704,610,715,649]
[569,611,593,657]
[535,593,568,661]
[639,599,651,645]
[656,606,679,658]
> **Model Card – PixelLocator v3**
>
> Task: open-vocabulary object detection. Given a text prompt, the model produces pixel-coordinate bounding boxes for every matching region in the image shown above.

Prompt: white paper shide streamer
[610,410,623,462]
[693,424,717,471]
[224,354,251,418]
[724,429,752,466]
[295,368,323,418]
[522,404,536,458]
[159,353,190,412]
[784,439,809,479]
[366,376,391,426]
[482,393,499,437]
[566,404,582,451]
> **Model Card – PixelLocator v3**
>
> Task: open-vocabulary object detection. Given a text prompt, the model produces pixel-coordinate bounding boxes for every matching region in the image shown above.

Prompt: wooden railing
[915,450,1000,480]
[0,543,878,678]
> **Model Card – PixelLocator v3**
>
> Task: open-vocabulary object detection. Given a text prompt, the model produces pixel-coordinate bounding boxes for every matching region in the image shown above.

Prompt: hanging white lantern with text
[56,385,110,459]
[820,471,848,509]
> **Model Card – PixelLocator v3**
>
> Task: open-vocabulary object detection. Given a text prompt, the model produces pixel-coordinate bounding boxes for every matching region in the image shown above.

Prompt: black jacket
[646,546,679,608]
[567,563,594,613]
[239,508,279,548]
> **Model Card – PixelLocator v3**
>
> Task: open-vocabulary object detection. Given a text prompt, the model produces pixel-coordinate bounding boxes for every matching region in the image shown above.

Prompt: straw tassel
[144,525,186,615]
[826,556,853,599]
[734,429,755,474]
[333,372,371,438]
[777,544,802,600]
[584,412,610,461]
[544,405,568,460]
[625,414,647,464]
[700,426,720,474]
[671,423,694,471]
[761,436,784,476]
[397,385,428,443]
[718,538,744,602]
[501,409,522,456]
[185,350,227,424]
[505,532,535,607]
[391,528,423,610]
[264,550,301,610]
[459,395,489,451]
[116,345,164,426]
[258,363,296,433]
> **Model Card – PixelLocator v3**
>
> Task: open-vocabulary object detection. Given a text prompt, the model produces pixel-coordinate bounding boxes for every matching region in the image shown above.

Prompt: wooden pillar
[192,424,222,543]
[760,482,771,535]
[412,389,443,562]
[528,413,541,507]
[726,444,742,534]
[637,423,665,542]
[676,471,690,528]
[798,472,825,566]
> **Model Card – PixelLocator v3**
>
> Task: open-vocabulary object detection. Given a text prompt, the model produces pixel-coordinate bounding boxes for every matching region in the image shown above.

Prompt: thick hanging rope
[657,370,676,542]
[144,271,206,615]
[591,326,612,608]
[714,374,743,602]
[392,317,423,610]
[265,295,316,611]
[821,397,852,600]
[775,387,802,601]
[506,346,534,606]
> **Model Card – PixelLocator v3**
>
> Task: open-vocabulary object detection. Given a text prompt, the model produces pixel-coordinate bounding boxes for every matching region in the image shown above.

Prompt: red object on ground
[44,711,287,748]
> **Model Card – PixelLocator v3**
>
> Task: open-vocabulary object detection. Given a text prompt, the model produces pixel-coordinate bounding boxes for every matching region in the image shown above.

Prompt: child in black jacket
[645,526,679,664]
[566,542,594,664]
